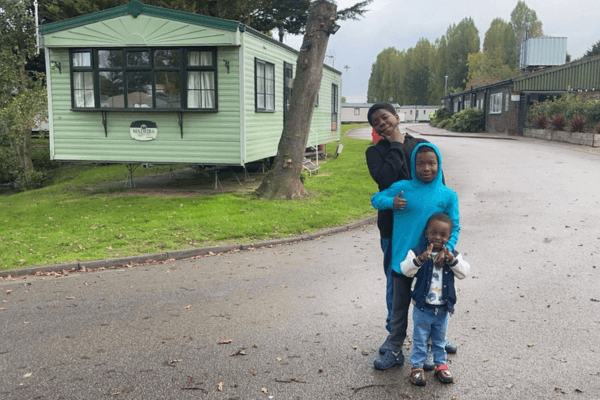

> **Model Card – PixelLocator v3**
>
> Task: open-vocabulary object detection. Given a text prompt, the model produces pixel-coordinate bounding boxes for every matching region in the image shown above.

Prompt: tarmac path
[1,126,600,399]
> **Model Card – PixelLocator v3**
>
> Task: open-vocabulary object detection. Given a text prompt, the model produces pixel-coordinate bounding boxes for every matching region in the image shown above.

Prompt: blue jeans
[410,306,449,368]
[380,237,393,332]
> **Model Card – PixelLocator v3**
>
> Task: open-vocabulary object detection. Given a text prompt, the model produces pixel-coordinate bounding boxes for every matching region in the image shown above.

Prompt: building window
[490,92,503,114]
[70,48,217,111]
[354,108,360,115]
[255,59,275,112]
[331,84,338,130]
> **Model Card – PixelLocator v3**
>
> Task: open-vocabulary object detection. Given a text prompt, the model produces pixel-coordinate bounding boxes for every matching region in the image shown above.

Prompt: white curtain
[73,72,94,107]
[265,64,274,110]
[187,50,215,109]
[72,52,90,67]
[188,51,212,66]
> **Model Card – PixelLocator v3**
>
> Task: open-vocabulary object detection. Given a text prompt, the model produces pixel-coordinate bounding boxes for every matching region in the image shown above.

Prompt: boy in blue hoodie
[370,143,460,370]
[401,213,470,386]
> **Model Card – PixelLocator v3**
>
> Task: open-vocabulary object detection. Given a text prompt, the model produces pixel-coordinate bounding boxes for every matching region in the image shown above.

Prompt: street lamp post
[444,75,448,96]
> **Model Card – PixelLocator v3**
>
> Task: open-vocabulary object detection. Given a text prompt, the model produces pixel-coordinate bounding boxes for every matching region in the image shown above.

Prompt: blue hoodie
[370,142,460,275]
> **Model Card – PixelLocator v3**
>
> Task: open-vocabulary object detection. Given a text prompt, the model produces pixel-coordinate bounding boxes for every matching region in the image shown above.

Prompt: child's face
[415,151,438,182]
[370,109,400,139]
[425,219,452,251]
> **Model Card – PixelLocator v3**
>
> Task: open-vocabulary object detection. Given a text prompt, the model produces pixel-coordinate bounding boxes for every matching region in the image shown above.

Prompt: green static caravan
[39,0,341,167]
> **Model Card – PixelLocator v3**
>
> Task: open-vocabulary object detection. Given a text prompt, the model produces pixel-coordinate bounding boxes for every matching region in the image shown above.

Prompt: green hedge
[430,107,484,133]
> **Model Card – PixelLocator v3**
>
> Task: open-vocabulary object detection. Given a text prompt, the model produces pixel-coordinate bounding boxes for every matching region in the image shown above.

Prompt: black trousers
[389,274,414,353]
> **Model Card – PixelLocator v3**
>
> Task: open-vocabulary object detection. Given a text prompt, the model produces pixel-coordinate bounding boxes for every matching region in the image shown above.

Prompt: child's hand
[393,191,406,210]
[443,246,456,265]
[418,243,434,264]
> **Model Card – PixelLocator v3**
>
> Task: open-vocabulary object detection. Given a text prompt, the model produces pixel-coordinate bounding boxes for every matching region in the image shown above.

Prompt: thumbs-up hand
[393,191,406,210]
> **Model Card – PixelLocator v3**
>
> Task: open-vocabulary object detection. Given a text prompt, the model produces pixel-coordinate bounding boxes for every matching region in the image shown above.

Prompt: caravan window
[70,47,217,111]
[255,59,275,112]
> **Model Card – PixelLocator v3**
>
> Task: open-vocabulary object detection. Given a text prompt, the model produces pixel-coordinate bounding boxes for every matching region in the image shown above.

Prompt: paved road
[2,128,600,399]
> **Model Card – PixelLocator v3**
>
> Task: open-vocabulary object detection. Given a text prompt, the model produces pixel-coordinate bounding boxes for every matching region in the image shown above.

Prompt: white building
[341,103,402,123]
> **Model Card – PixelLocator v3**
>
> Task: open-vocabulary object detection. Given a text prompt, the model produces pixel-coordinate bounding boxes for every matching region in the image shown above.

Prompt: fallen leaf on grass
[218,381,224,391]
[218,338,232,344]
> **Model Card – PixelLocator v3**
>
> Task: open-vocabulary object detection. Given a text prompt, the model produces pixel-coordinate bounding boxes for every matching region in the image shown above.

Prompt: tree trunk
[256,0,336,199]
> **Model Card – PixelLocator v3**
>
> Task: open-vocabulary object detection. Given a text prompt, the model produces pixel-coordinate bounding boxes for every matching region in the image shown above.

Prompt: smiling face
[415,150,438,183]
[370,108,400,139]
[425,219,452,252]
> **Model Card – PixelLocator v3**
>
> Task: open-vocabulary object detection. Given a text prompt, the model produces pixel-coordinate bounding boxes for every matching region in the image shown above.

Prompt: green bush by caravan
[39,0,341,172]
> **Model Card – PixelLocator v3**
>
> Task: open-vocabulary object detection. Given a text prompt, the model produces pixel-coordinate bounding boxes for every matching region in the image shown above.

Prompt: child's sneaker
[434,364,454,383]
[373,349,404,370]
[409,367,426,386]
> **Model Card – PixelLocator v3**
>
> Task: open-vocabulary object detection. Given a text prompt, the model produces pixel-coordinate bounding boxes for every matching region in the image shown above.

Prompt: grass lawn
[1,124,377,271]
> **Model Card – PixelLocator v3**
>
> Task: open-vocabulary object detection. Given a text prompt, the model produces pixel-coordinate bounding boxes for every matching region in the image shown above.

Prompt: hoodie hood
[410,142,443,185]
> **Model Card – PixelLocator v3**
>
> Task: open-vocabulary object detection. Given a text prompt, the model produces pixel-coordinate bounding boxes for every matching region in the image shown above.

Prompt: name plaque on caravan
[130,121,158,141]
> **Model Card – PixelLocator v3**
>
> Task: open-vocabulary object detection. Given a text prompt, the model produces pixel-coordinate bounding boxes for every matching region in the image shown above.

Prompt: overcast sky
[282,0,600,103]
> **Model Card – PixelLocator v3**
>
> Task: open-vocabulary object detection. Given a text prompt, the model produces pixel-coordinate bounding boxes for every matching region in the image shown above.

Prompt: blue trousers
[410,306,449,368]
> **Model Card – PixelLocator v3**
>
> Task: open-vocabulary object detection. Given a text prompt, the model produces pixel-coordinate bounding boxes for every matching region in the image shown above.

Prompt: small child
[401,213,470,386]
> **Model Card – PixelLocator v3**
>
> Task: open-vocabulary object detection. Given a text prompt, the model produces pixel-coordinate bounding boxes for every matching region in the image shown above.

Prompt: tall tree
[483,17,518,67]
[255,0,336,199]
[444,17,480,91]
[0,0,48,188]
[403,38,434,104]
[252,0,372,42]
[509,0,543,67]
[465,52,518,88]
[583,39,600,58]
[39,0,372,43]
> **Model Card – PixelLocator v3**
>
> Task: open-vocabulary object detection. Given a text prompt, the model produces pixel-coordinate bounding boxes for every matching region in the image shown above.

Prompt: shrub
[535,114,548,129]
[570,115,586,132]
[0,147,15,184]
[430,108,452,128]
[439,119,453,130]
[448,108,484,133]
[551,114,566,131]
[32,147,60,170]
[22,169,47,190]
[586,101,600,128]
